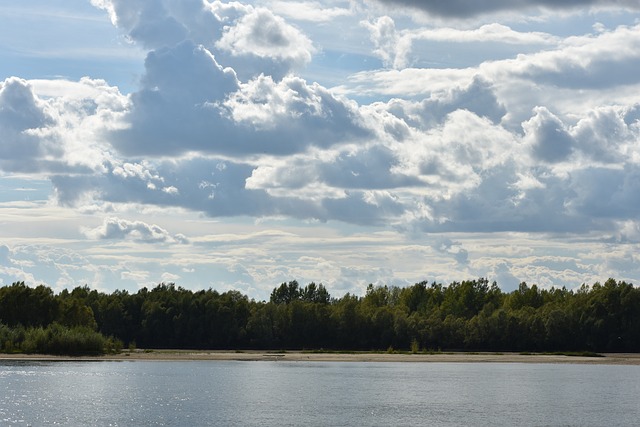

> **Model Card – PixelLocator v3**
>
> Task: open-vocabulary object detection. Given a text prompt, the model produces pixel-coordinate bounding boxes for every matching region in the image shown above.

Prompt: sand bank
[2,350,640,365]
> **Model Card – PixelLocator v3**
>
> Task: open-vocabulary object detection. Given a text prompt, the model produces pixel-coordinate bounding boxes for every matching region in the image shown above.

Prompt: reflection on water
[1,360,639,426]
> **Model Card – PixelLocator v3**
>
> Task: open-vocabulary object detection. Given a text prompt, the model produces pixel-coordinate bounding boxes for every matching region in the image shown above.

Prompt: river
[1,360,639,426]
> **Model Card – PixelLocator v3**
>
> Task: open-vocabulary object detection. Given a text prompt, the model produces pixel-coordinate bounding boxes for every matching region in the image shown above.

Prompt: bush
[21,326,47,354]
[18,323,109,356]
[0,323,25,353]
[410,338,420,354]
[105,336,123,354]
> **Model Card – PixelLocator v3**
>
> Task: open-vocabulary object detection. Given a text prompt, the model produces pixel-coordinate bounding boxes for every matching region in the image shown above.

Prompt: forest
[0,278,639,355]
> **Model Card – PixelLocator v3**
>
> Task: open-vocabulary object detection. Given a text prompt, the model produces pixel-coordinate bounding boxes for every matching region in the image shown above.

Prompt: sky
[1,0,640,300]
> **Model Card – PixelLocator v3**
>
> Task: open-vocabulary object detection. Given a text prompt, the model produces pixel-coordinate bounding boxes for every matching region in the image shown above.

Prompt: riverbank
[2,350,640,365]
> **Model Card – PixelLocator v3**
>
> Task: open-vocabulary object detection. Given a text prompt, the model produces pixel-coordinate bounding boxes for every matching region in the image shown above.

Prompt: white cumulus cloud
[83,217,189,244]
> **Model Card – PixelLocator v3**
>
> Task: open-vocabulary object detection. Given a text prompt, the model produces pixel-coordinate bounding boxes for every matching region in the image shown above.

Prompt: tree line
[0,278,639,355]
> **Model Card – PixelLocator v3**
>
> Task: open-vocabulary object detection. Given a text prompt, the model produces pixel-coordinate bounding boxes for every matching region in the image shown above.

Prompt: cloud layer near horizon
[373,0,640,17]
[1,0,640,297]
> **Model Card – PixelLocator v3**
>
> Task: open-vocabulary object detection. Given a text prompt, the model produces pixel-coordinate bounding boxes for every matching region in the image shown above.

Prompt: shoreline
[2,350,640,365]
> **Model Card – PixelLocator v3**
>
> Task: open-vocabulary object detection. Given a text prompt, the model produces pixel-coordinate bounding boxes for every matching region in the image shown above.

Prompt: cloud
[523,107,574,163]
[38,69,640,237]
[0,76,127,174]
[487,262,521,292]
[109,40,239,157]
[625,104,640,126]
[215,7,315,80]
[339,67,477,98]
[571,106,633,164]
[87,2,372,161]
[91,0,215,49]
[83,217,189,244]
[0,244,97,291]
[362,16,400,68]
[410,24,559,45]
[5,0,640,297]
[567,165,640,221]
[5,58,636,242]
[92,0,315,80]
[269,1,352,22]
[372,0,640,18]
[0,77,57,169]
[111,43,370,157]
[433,237,469,265]
[496,24,640,91]
[244,143,422,215]
[51,157,323,221]
[222,75,371,150]
[384,99,640,234]
[384,76,506,129]
[0,78,50,132]
[344,23,640,101]
[0,245,10,265]
[363,17,559,69]
[4,3,640,247]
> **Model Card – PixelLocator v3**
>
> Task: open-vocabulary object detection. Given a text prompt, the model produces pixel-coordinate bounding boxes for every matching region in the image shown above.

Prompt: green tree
[270,280,301,304]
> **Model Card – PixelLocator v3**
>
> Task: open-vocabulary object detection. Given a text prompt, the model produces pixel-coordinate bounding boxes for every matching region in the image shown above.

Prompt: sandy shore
[2,350,640,365]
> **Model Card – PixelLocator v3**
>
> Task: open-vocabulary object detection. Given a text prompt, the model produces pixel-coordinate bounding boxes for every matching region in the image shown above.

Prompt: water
[1,360,639,426]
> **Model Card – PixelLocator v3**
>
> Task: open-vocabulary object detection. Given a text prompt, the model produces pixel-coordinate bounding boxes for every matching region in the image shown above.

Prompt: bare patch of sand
[2,351,640,365]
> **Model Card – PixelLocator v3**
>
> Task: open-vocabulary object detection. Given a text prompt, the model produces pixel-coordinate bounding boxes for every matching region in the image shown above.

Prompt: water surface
[1,360,639,426]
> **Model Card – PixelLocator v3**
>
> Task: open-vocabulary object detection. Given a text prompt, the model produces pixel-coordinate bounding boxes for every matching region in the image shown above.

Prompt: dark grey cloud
[321,191,404,226]
[50,154,413,227]
[322,145,423,189]
[524,107,574,163]
[421,77,506,127]
[518,55,640,91]
[51,157,326,221]
[250,145,422,193]
[374,0,639,18]
[569,165,640,220]
[413,151,640,235]
[425,77,506,125]
[110,40,239,157]
[418,169,589,234]
[385,77,506,131]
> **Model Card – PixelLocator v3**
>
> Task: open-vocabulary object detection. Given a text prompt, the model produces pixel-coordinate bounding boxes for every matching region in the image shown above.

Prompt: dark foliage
[1,278,639,353]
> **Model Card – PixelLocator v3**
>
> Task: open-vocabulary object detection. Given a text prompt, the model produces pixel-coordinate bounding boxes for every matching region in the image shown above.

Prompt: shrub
[19,323,109,356]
